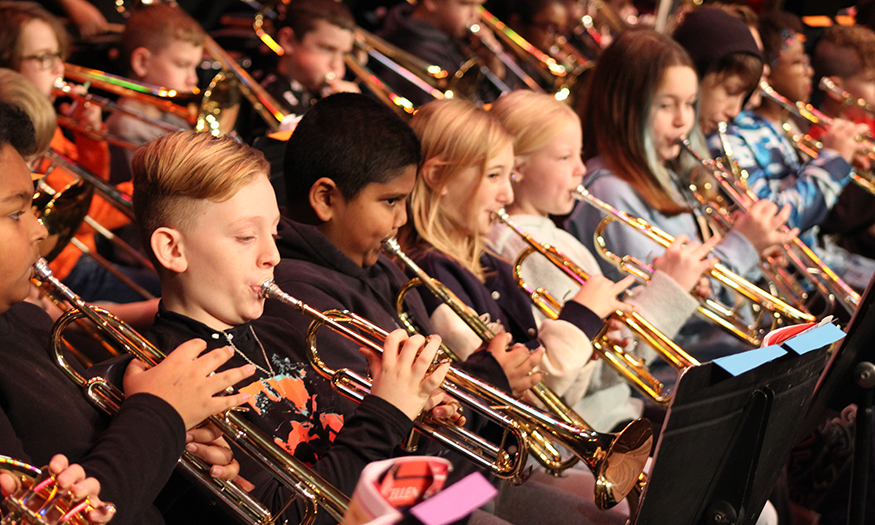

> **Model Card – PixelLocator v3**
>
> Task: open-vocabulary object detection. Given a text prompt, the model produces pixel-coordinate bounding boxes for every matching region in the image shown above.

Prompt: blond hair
[132,131,270,263]
[490,90,579,168]
[404,99,513,281]
[0,68,55,157]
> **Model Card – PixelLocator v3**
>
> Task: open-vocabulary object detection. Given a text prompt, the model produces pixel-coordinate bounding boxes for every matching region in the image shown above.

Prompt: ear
[278,27,297,55]
[419,0,439,14]
[130,47,151,79]
[151,227,187,274]
[419,157,448,195]
[823,76,845,102]
[309,177,341,222]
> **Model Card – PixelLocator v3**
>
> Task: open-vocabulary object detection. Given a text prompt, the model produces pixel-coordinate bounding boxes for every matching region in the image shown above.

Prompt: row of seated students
[3,2,875,525]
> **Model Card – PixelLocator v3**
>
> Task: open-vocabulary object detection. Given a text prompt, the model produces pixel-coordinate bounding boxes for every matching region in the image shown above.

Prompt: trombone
[681,131,860,316]
[383,238,652,508]
[492,208,698,405]
[0,455,95,525]
[573,185,816,347]
[32,260,350,525]
[758,80,875,196]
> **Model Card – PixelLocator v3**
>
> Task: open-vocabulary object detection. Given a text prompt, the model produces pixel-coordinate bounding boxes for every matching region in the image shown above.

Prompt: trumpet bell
[32,179,94,263]
[196,71,243,136]
[590,418,653,508]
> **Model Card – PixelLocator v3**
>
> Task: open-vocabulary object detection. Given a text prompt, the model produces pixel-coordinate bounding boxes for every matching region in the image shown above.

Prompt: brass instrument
[262,281,652,509]
[681,131,860,317]
[759,80,875,196]
[380,239,652,507]
[819,77,875,119]
[32,260,350,525]
[0,456,95,525]
[573,185,816,346]
[493,208,698,404]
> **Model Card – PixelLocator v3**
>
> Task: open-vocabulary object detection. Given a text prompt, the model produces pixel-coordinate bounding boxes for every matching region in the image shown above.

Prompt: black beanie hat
[673,7,763,79]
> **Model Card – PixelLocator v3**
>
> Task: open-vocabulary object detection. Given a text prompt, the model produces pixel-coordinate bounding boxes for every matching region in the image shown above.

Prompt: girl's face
[17,19,64,99]
[513,120,585,217]
[441,141,515,236]
[649,65,698,162]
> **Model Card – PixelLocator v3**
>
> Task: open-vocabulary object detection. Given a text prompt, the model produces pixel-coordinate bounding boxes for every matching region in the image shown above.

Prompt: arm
[711,123,852,234]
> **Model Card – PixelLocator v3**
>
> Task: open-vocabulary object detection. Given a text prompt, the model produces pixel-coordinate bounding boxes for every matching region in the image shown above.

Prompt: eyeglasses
[21,51,62,71]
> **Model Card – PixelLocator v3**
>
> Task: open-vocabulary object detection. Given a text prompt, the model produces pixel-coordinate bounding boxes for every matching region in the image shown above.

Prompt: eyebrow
[2,190,30,204]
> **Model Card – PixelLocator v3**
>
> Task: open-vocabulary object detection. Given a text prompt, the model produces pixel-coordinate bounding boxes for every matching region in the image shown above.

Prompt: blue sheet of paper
[783,323,847,355]
[713,346,789,377]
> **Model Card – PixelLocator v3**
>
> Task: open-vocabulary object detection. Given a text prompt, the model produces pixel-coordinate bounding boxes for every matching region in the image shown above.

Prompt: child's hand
[487,333,544,398]
[0,455,117,524]
[732,199,796,254]
[652,234,719,292]
[425,392,466,426]
[569,274,638,319]
[821,119,870,163]
[122,339,255,430]
[60,83,103,131]
[361,330,450,421]
[185,422,249,487]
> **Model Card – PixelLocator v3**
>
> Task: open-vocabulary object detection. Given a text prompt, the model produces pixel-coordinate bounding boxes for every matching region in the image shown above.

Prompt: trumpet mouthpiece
[33,258,52,280]
[382,237,401,255]
[259,279,277,299]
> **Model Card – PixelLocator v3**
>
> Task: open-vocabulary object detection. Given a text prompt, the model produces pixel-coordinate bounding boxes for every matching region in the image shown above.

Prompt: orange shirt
[39,128,132,280]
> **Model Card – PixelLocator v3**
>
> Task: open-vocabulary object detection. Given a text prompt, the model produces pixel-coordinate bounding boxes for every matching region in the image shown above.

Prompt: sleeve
[709,128,852,234]
[250,395,414,525]
[626,270,698,339]
[76,393,186,525]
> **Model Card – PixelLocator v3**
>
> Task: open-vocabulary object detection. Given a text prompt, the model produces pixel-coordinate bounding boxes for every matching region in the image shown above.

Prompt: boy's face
[18,19,64,99]
[318,166,415,268]
[168,175,280,330]
[136,39,203,91]
[839,69,875,119]
[768,35,813,104]
[430,0,485,40]
[0,144,48,313]
[515,1,568,55]
[699,72,750,135]
[282,20,354,94]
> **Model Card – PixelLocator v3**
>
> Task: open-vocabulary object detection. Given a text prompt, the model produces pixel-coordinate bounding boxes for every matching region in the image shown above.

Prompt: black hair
[758,11,805,66]
[283,93,422,218]
[0,101,36,158]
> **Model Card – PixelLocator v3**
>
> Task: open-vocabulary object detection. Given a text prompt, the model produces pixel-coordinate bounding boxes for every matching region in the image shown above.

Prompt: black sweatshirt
[0,302,185,525]
[146,304,414,525]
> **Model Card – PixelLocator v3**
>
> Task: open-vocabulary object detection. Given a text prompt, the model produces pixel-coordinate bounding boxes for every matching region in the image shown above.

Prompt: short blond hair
[404,98,513,281]
[132,131,270,262]
[490,90,579,167]
[0,68,55,157]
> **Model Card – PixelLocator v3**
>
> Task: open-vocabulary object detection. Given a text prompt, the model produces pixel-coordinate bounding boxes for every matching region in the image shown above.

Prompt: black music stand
[632,343,831,525]
[803,272,875,525]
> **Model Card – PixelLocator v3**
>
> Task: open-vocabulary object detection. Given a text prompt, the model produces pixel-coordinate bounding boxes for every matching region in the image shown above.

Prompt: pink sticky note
[409,472,497,525]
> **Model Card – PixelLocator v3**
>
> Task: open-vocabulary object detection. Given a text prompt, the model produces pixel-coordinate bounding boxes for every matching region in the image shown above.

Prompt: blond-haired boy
[132,130,451,524]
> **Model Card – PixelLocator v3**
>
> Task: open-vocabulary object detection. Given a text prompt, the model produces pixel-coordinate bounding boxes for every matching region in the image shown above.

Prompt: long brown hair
[581,29,695,215]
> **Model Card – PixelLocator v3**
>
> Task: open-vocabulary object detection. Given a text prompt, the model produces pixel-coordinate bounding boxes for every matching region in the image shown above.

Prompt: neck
[505,200,545,217]
[161,280,234,331]
[755,97,785,123]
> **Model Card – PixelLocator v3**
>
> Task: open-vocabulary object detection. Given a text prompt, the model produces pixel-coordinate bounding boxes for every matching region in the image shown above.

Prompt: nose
[393,201,408,229]
[29,211,48,244]
[574,155,586,179]
[498,176,514,205]
[261,235,281,268]
[187,67,199,90]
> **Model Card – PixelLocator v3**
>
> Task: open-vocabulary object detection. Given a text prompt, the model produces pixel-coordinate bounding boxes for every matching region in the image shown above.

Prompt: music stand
[632,346,829,525]
[803,272,875,525]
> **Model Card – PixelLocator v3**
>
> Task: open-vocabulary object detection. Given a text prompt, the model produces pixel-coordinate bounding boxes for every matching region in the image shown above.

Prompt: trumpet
[820,76,875,118]
[681,131,860,317]
[0,456,95,525]
[32,260,350,525]
[492,208,698,405]
[260,279,652,510]
[573,185,816,347]
[759,80,875,196]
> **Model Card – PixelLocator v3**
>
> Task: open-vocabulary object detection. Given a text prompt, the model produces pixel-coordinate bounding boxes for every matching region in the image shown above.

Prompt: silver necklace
[224,326,277,378]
